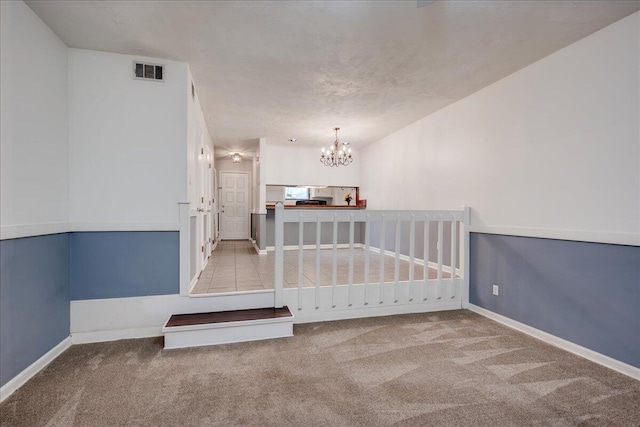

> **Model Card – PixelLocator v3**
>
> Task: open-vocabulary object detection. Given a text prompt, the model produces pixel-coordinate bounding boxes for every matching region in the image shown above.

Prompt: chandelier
[231,153,242,163]
[320,127,353,167]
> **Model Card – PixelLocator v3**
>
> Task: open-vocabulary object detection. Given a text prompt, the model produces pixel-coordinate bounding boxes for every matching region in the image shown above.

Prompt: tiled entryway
[191,240,452,295]
[191,241,265,294]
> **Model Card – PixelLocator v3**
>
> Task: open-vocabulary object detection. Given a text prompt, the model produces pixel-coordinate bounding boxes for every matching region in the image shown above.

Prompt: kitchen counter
[265,204,365,210]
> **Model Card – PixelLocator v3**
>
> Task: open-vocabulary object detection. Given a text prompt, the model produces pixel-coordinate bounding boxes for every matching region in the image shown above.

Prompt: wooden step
[162,306,294,349]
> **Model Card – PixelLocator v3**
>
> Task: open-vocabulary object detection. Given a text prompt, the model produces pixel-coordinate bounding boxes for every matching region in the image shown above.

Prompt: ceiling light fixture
[320,127,352,167]
[289,138,297,143]
[231,153,241,163]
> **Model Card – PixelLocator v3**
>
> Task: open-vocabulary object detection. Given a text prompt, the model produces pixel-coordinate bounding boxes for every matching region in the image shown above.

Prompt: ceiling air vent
[133,61,164,82]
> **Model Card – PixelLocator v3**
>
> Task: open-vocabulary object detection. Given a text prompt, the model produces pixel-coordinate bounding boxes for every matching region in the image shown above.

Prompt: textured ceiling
[27,0,640,152]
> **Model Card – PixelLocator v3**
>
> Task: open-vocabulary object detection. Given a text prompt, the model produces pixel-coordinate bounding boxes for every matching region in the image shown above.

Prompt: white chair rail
[273,203,470,317]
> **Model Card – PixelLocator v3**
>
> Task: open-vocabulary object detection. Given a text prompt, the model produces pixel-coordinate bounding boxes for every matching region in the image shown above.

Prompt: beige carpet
[1,310,638,426]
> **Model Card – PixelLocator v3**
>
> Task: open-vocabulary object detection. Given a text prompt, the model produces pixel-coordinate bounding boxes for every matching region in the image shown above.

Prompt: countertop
[265,204,365,210]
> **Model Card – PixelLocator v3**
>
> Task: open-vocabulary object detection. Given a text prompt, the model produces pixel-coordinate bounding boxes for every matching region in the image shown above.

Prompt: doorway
[219,171,250,240]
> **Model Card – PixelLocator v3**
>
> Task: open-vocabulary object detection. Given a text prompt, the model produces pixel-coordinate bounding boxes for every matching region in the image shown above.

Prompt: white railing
[273,203,470,320]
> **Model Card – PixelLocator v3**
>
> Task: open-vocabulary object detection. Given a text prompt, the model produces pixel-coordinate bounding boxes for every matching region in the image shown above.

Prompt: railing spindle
[315,215,321,309]
[379,214,386,304]
[409,214,416,301]
[437,215,443,300]
[332,213,338,308]
[297,214,304,310]
[348,213,355,306]
[423,215,430,301]
[394,215,401,303]
[364,214,371,305]
[450,215,458,299]
[462,206,471,308]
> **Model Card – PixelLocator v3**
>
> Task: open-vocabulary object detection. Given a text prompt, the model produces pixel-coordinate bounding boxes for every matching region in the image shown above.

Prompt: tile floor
[191,240,451,295]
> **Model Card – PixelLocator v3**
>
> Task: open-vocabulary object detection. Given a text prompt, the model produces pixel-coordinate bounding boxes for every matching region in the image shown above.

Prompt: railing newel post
[274,202,285,308]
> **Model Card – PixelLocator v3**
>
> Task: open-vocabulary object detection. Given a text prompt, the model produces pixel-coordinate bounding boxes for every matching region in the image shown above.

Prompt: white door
[195,126,208,269]
[220,172,249,240]
[202,145,212,262]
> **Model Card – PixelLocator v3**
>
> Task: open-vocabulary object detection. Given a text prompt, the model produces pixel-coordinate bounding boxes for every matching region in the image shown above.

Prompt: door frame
[218,171,251,240]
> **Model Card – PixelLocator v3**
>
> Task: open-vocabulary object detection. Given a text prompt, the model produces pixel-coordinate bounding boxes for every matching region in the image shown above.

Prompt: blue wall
[0,234,70,387]
[470,233,640,368]
[70,231,179,300]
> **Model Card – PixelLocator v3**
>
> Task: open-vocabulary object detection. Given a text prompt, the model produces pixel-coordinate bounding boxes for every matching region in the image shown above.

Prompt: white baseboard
[468,304,640,380]
[265,243,364,252]
[189,275,198,292]
[263,243,460,276]
[367,245,460,276]
[0,336,72,403]
[71,327,162,344]
[253,241,267,255]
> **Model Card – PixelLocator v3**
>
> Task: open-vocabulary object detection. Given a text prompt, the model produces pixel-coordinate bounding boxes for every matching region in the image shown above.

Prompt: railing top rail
[276,206,465,223]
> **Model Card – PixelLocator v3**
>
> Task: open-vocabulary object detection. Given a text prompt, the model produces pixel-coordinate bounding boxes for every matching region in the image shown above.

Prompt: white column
[179,201,191,296]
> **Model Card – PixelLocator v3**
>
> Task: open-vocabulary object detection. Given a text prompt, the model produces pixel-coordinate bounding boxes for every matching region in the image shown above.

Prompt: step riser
[164,321,293,349]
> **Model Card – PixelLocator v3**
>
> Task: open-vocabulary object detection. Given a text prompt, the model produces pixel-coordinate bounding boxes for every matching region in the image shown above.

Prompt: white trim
[426,261,461,277]
[70,293,276,344]
[0,337,72,403]
[266,243,364,252]
[291,299,462,324]
[162,314,292,334]
[189,274,199,293]
[69,221,179,232]
[468,304,640,380]
[0,221,180,240]
[469,225,640,247]
[4,222,637,247]
[265,243,461,276]
[71,327,161,344]
[188,289,274,298]
[179,202,191,296]
[253,240,267,255]
[1,222,70,240]
[366,245,461,276]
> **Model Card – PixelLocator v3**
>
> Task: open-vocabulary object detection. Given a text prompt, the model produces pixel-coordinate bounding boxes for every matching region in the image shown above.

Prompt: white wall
[360,12,639,246]
[186,67,214,209]
[258,138,267,214]
[216,157,253,173]
[0,1,69,238]
[68,49,189,230]
[262,143,360,188]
